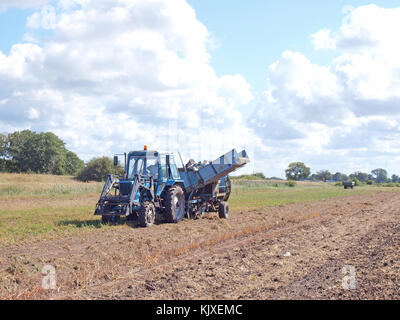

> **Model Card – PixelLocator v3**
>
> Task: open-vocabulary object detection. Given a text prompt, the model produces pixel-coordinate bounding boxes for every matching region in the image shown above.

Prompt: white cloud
[0,0,258,172]
[310,29,336,50]
[27,107,39,119]
[27,5,57,29]
[311,4,400,56]
[251,4,400,176]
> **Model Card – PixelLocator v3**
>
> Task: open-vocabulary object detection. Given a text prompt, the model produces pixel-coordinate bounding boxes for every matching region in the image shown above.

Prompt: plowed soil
[1,191,399,299]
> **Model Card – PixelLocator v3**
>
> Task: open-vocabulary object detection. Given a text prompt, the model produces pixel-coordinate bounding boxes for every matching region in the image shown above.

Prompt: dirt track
[1,191,399,299]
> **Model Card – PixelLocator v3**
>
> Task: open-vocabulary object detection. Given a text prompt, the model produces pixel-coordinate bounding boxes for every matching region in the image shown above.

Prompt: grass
[0,173,109,244]
[0,173,102,199]
[229,184,383,211]
[0,200,116,244]
[0,173,398,244]
[0,205,102,240]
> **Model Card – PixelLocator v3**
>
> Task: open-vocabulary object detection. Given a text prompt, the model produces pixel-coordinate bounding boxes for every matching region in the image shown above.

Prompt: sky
[1,0,400,178]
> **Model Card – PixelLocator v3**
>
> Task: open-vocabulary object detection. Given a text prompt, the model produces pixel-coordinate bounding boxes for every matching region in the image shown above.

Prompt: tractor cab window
[128,156,158,179]
[160,155,168,178]
[128,156,144,179]
[169,156,180,179]
[145,158,159,179]
[160,154,180,180]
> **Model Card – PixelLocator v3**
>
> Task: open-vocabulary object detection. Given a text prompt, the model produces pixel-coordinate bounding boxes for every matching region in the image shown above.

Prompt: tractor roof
[128,150,175,157]
[129,150,158,157]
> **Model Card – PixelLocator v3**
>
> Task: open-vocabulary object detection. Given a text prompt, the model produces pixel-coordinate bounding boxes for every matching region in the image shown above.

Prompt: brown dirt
[0,191,399,299]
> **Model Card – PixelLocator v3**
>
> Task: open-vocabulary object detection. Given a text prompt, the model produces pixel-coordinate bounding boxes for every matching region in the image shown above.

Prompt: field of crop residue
[0,173,399,299]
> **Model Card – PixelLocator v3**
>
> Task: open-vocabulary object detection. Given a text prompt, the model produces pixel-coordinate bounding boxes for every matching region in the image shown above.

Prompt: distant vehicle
[343,181,355,189]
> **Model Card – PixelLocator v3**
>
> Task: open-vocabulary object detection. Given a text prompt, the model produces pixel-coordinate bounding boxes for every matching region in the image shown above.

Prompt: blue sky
[188,0,400,117]
[0,8,32,54]
[1,1,400,177]
[188,0,400,80]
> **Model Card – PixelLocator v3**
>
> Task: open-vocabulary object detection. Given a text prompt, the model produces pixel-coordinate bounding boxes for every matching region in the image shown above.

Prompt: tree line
[0,130,124,181]
[3,130,394,184]
[285,162,394,184]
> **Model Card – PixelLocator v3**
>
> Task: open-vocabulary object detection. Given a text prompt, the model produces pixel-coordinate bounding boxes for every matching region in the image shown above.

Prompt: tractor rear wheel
[218,201,229,219]
[164,185,186,223]
[138,202,156,227]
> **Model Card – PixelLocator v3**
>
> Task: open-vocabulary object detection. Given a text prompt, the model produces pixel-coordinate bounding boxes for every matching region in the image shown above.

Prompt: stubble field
[0,173,398,299]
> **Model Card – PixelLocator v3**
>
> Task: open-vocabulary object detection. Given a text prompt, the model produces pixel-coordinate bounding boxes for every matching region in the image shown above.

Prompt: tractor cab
[126,151,159,180]
[122,149,181,181]
[115,147,183,199]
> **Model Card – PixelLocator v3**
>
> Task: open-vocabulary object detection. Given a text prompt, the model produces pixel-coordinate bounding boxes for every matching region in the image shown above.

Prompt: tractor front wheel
[164,185,186,223]
[138,201,156,227]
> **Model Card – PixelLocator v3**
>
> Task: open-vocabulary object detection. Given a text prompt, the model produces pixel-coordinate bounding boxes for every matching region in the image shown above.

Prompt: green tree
[65,151,84,175]
[351,177,361,186]
[253,172,266,180]
[76,157,124,182]
[6,130,34,172]
[371,168,388,183]
[0,133,7,172]
[332,172,348,182]
[0,133,6,156]
[315,170,332,182]
[285,162,310,181]
[349,171,368,183]
[5,130,83,174]
[392,174,400,183]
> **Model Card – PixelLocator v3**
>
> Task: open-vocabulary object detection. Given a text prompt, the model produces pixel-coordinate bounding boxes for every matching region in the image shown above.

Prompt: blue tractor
[94,147,249,227]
